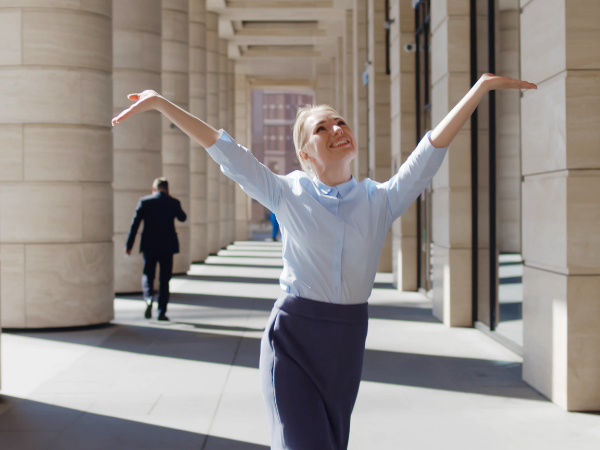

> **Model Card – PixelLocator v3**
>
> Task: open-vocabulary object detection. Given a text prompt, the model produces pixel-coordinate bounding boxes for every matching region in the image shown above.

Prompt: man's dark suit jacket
[126,191,187,254]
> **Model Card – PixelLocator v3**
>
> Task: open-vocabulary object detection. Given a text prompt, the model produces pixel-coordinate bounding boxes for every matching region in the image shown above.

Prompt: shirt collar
[313,175,357,199]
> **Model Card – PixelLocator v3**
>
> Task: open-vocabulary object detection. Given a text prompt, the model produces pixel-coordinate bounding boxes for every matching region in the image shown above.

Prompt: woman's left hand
[479,73,537,91]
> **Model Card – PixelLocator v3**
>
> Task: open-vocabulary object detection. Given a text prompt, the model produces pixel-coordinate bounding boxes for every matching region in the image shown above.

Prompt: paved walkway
[1,241,599,449]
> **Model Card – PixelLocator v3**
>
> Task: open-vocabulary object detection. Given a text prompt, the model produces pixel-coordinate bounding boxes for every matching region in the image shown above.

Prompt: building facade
[0,0,598,410]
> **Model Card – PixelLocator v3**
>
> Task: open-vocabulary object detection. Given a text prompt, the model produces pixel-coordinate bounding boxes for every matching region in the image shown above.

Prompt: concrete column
[430,0,472,326]
[162,0,190,273]
[368,0,392,272]
[353,0,369,181]
[0,1,114,328]
[234,73,250,241]
[218,39,229,249]
[113,0,162,293]
[189,0,208,262]
[389,0,418,291]
[205,12,220,254]
[520,0,600,411]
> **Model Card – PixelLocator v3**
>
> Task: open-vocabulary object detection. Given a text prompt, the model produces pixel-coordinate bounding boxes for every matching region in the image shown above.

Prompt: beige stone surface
[0,244,26,328]
[162,1,191,274]
[113,0,161,32]
[205,11,220,255]
[521,172,567,273]
[0,9,21,66]
[113,151,162,193]
[431,245,472,327]
[0,1,114,328]
[23,125,112,182]
[113,0,162,292]
[113,190,145,236]
[0,125,23,181]
[566,170,600,274]
[83,184,113,242]
[189,0,208,262]
[24,243,114,328]
[22,9,112,71]
[431,186,472,249]
[1,184,83,243]
[113,233,144,293]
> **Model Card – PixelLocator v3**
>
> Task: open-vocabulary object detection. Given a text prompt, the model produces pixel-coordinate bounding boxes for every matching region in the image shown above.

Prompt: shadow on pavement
[8,324,545,402]
[0,395,269,450]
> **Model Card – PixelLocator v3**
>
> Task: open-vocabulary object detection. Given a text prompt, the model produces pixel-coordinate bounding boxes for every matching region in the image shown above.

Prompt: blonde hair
[292,104,340,178]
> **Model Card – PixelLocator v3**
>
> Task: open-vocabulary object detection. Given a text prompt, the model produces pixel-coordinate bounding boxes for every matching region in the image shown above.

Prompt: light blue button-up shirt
[206,131,448,304]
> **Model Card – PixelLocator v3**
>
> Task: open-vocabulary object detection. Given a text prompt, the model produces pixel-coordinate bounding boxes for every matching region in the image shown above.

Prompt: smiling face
[300,109,357,176]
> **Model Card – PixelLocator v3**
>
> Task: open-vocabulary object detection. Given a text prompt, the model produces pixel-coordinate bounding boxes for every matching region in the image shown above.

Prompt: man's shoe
[144,298,153,319]
[157,314,170,322]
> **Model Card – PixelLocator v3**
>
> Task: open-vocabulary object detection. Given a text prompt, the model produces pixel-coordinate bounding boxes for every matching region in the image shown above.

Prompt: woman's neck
[315,165,352,187]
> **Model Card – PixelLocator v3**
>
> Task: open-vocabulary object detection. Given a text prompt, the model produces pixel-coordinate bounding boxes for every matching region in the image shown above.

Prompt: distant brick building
[250,91,314,222]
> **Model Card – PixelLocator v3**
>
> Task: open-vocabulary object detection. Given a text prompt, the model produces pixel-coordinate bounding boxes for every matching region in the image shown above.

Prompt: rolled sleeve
[384,130,448,221]
[205,130,283,212]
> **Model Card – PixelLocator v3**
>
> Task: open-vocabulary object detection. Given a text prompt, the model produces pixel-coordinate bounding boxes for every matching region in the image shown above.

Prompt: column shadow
[8,324,546,402]
[0,395,269,450]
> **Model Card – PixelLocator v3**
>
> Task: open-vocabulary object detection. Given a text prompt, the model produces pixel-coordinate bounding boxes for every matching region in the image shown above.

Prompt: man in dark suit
[126,177,187,321]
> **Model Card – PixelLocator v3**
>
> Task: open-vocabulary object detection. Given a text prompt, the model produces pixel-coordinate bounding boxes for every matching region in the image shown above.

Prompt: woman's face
[302,110,357,174]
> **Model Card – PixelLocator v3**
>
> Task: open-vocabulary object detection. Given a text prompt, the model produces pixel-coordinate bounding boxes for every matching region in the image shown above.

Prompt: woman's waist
[274,292,368,324]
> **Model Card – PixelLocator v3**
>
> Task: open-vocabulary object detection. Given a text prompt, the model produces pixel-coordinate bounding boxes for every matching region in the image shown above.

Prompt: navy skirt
[260,293,369,450]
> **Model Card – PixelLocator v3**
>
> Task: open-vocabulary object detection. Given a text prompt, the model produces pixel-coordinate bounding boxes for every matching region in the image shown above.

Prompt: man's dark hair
[153,177,169,191]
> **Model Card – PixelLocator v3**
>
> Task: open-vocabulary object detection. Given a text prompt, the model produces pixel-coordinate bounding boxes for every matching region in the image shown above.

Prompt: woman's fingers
[112,90,159,125]
[482,74,537,91]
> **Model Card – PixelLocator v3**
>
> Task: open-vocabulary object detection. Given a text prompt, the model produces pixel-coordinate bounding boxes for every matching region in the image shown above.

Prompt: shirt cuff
[426,130,444,149]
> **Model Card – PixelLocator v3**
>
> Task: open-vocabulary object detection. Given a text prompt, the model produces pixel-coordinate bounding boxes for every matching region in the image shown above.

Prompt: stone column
[189,0,208,262]
[430,0,472,326]
[368,0,392,272]
[520,0,600,411]
[162,0,191,273]
[497,1,521,253]
[353,0,369,181]
[218,39,229,249]
[206,12,220,254]
[227,58,236,244]
[316,60,334,105]
[113,0,162,292]
[336,37,344,111]
[344,9,354,131]
[389,0,418,291]
[234,73,250,241]
[0,1,114,328]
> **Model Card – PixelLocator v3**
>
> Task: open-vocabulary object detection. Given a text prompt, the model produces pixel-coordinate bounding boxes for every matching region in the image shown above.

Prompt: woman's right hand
[111,90,161,126]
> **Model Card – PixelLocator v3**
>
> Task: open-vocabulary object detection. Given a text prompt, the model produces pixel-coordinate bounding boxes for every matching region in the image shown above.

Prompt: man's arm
[176,200,187,222]
[125,200,144,255]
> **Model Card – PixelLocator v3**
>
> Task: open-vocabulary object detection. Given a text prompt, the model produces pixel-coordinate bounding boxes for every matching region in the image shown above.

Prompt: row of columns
[0,0,246,327]
[317,0,600,411]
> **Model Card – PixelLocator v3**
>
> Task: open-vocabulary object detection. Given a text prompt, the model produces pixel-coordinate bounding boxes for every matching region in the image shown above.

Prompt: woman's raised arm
[112,90,221,148]
[429,73,536,148]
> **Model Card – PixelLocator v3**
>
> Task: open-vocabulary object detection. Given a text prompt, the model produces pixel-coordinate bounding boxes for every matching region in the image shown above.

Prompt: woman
[112,73,536,450]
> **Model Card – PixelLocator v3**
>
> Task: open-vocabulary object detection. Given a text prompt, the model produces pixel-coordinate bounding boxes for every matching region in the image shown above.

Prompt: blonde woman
[112,73,536,450]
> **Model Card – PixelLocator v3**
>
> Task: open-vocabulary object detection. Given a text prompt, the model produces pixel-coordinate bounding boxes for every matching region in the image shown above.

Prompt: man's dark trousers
[126,190,187,318]
[142,249,174,316]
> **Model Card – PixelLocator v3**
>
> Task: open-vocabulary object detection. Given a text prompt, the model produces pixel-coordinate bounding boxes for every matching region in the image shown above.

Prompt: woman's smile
[330,138,351,148]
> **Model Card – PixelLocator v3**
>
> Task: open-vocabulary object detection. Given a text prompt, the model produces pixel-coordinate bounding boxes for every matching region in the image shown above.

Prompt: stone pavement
[1,241,599,449]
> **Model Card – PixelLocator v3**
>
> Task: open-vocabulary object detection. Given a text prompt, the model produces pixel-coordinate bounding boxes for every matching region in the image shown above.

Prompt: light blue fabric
[206,130,448,305]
